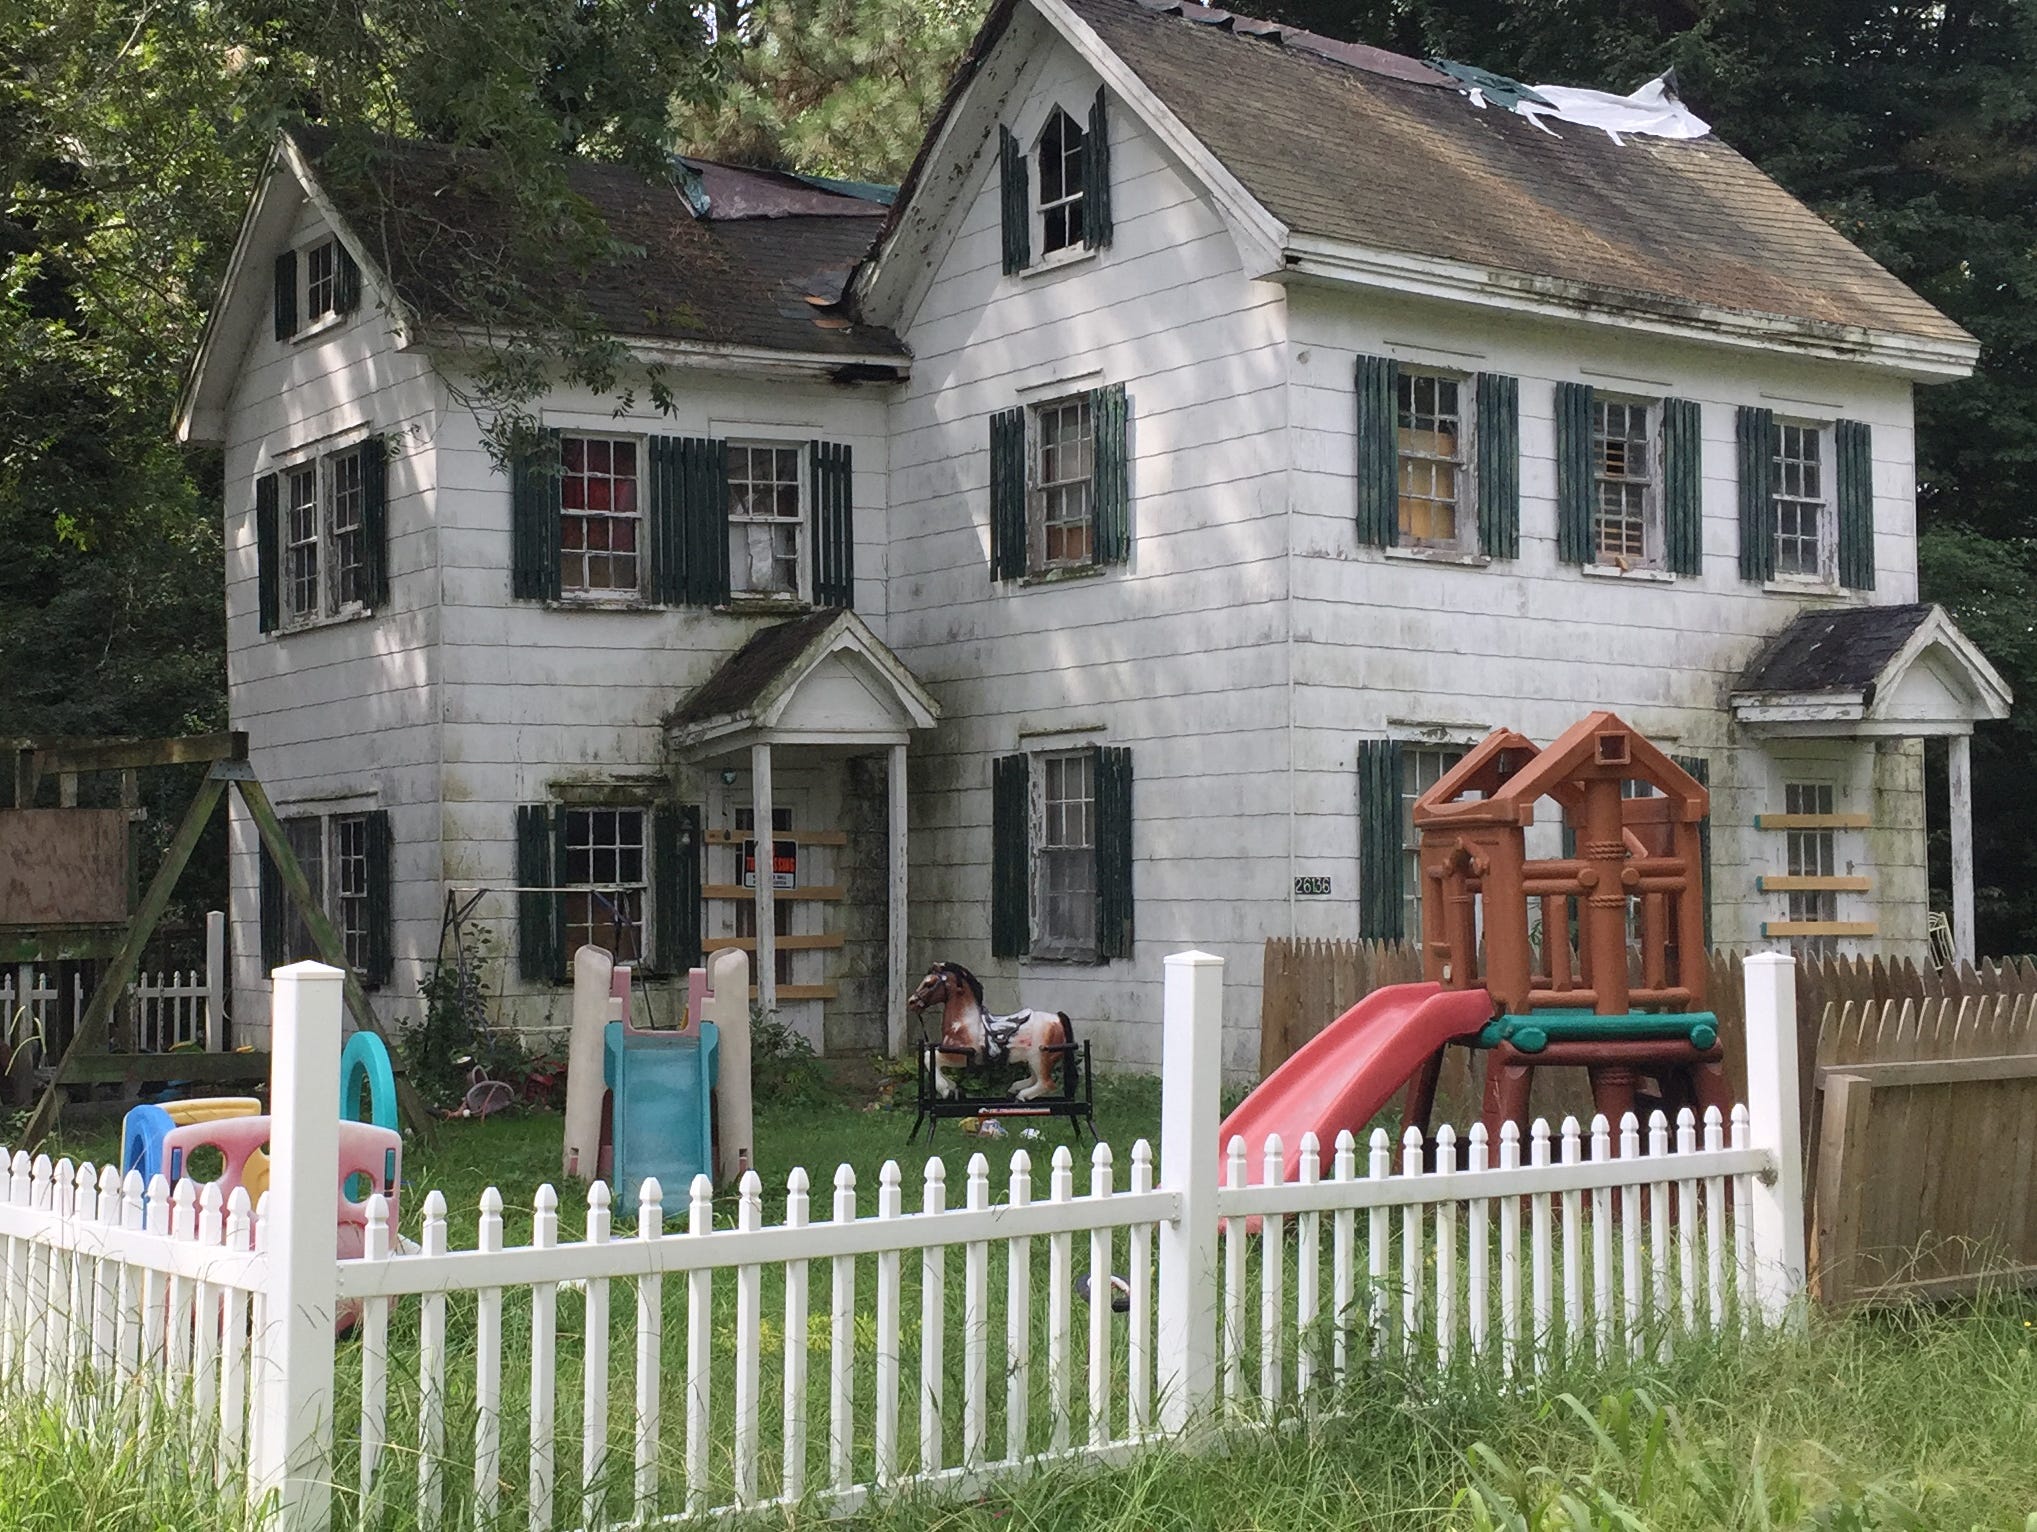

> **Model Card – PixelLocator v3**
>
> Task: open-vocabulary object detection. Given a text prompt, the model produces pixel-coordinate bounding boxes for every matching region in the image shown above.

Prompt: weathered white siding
[886,39,1295,1077]
[224,196,444,1045]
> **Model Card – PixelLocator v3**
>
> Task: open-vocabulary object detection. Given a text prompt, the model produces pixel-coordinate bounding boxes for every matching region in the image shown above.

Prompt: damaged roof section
[287,126,904,360]
[1732,604,2011,736]
[1062,0,1970,351]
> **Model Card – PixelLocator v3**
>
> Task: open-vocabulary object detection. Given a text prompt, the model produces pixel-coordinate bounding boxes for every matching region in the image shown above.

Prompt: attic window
[305,239,338,322]
[1037,109,1087,255]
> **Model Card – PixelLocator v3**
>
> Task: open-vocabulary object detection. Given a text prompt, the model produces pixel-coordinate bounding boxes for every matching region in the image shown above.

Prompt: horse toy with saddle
[903,961,1095,1143]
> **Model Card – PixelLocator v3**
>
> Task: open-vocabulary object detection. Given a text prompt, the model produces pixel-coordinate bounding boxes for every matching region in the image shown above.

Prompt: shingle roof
[289,127,905,359]
[669,611,849,726]
[1059,0,1969,348]
[1733,605,1935,695]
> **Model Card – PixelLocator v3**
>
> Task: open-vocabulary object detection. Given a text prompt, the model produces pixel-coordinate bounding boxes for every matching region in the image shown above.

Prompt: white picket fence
[2,910,227,1059]
[0,952,1808,1531]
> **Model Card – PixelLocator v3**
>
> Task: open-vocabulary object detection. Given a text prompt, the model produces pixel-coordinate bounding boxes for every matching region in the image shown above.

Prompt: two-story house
[178,0,2009,1074]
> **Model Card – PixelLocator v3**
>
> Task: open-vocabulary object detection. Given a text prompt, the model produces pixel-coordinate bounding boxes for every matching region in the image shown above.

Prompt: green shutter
[989,407,1027,580]
[334,243,361,316]
[991,754,1030,958]
[551,803,572,983]
[1476,372,1519,559]
[1736,405,1776,582]
[1094,746,1133,961]
[1836,418,1875,590]
[1083,87,1112,251]
[511,430,562,601]
[1355,354,1398,547]
[653,803,703,974]
[273,249,297,340]
[360,435,389,609]
[364,809,394,989]
[1662,398,1702,577]
[650,435,681,605]
[516,804,556,982]
[1671,754,1713,947]
[999,126,1030,275]
[1357,738,1404,940]
[259,836,286,970]
[683,436,730,606]
[255,473,280,634]
[810,440,855,607]
[1554,381,1595,565]
[1091,383,1129,565]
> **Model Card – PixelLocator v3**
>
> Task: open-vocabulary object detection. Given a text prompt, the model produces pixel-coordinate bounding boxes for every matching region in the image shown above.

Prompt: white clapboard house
[178,0,2009,1071]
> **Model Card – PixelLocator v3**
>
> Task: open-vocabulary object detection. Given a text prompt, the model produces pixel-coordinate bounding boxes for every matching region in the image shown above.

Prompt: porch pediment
[665,610,940,759]
[1730,603,2011,738]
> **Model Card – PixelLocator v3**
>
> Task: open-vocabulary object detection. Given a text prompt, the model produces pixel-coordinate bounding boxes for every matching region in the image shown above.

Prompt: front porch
[666,611,940,1055]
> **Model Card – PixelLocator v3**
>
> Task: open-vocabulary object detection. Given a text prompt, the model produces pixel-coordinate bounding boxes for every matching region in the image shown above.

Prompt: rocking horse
[904,961,1095,1143]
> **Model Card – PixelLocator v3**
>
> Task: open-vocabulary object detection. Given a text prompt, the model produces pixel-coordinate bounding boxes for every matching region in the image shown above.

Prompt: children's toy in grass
[905,960,1096,1143]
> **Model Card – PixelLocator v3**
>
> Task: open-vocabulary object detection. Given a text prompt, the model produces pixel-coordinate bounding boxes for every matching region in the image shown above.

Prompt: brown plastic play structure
[1403,710,1731,1137]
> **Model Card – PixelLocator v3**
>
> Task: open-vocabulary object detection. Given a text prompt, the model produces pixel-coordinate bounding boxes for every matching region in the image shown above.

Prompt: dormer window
[1037,110,1087,256]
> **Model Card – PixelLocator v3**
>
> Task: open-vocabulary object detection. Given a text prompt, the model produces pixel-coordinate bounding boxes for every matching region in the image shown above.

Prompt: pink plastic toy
[161,1116,403,1259]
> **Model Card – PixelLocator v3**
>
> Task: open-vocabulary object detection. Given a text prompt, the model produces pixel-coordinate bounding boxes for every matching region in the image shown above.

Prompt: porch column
[1949,731,1976,964]
[751,742,776,1017]
[887,743,909,1057]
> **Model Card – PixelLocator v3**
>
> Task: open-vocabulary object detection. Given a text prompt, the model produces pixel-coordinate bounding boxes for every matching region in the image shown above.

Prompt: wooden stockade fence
[1260,937,2037,1307]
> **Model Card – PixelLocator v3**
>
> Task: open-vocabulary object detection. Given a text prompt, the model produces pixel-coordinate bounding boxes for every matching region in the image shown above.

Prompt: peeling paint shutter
[1554,381,1595,565]
[551,803,571,982]
[255,472,280,633]
[1836,418,1875,590]
[1476,372,1520,559]
[1354,354,1399,548]
[516,804,556,982]
[989,407,1027,580]
[360,435,389,609]
[999,126,1030,276]
[682,436,730,606]
[259,837,286,970]
[1736,406,1776,582]
[650,436,681,604]
[1671,754,1713,946]
[1083,88,1113,251]
[1662,398,1702,576]
[334,243,361,316]
[511,430,562,602]
[273,250,297,340]
[1357,738,1404,940]
[991,754,1030,958]
[1090,383,1130,565]
[1094,746,1134,961]
[364,809,394,989]
[653,803,703,974]
[810,440,855,607]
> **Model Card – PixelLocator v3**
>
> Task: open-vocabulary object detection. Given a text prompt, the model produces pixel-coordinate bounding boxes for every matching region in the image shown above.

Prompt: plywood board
[0,810,127,926]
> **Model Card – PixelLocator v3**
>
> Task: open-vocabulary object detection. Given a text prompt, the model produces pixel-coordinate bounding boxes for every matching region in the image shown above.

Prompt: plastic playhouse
[1223,710,1726,1182]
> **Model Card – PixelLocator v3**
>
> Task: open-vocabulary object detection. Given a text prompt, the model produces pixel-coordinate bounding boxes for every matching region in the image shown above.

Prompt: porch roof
[664,610,940,759]
[1730,603,2011,737]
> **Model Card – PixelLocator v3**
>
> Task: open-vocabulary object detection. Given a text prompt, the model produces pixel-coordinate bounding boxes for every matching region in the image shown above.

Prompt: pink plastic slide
[1219,981,1496,1186]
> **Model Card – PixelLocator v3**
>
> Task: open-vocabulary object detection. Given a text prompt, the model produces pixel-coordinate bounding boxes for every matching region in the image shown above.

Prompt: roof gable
[1732,604,2012,736]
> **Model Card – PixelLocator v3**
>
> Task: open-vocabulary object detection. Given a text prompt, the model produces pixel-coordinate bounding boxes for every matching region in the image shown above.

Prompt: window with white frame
[1400,745,1466,938]
[275,445,377,626]
[1032,395,1094,569]
[1036,109,1087,256]
[304,238,339,324]
[1771,421,1833,580]
[1592,398,1660,567]
[274,811,376,972]
[1782,780,1839,955]
[1396,372,1471,549]
[727,442,805,597]
[561,807,648,962]
[1036,751,1097,957]
[327,446,367,611]
[283,464,320,622]
[558,436,642,596]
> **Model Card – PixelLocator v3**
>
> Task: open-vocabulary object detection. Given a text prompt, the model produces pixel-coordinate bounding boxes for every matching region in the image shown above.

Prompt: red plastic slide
[1219,981,1496,1186]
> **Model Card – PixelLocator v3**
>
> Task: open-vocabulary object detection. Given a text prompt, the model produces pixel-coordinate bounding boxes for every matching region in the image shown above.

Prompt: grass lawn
[12,1068,2037,1530]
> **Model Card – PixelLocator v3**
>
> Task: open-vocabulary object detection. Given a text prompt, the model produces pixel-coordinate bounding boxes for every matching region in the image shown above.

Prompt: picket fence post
[1155,949,1222,1433]
[249,961,344,1532]
[1741,951,1807,1330]
[205,909,227,1053]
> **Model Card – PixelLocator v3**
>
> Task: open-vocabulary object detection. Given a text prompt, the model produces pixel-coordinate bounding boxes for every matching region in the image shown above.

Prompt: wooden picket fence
[0,953,1807,1530]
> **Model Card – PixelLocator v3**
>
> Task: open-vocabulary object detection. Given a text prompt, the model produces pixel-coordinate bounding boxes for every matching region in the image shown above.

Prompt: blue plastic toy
[340,1030,399,1130]
[603,1016,718,1218]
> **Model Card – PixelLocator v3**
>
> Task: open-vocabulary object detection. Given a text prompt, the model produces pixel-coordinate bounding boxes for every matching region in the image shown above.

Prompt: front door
[706,775,835,1051]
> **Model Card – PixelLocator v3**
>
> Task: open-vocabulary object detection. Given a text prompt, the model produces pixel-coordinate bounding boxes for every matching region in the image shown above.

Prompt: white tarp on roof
[1517,74,1710,142]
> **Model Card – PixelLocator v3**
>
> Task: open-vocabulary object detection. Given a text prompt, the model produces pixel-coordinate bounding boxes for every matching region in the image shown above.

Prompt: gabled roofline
[175,131,411,444]
[1732,604,2012,733]
[1281,236,1980,382]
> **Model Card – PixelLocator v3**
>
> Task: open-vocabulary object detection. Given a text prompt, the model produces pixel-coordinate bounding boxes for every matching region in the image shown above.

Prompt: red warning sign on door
[741,838,798,890]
